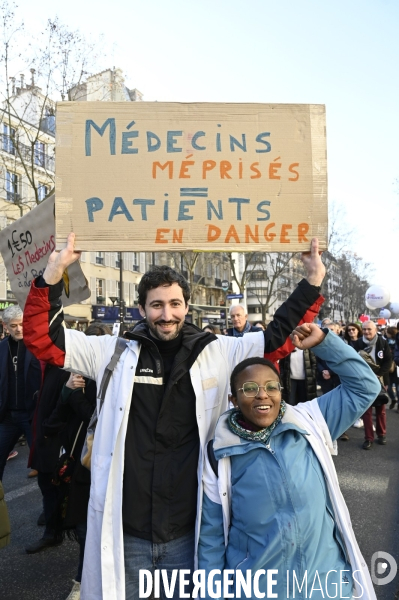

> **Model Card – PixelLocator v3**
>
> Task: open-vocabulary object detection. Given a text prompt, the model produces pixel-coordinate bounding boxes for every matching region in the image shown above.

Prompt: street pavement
[1,409,399,600]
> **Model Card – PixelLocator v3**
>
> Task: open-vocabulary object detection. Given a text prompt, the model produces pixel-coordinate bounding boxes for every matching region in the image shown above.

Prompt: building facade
[0,76,55,328]
[0,69,231,331]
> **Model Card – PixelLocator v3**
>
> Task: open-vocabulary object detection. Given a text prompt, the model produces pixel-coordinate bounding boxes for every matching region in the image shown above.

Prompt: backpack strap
[97,337,128,410]
[207,439,218,477]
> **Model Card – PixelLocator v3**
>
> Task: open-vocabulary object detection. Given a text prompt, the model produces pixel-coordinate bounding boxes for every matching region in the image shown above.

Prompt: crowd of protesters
[0,236,396,600]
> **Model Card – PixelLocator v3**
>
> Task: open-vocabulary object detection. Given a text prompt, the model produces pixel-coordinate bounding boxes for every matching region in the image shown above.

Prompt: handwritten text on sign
[0,196,90,308]
[55,103,327,251]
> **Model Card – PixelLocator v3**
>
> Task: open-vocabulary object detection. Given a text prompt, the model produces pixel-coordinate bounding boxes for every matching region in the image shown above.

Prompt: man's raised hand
[290,323,326,350]
[301,238,326,286]
[43,232,81,285]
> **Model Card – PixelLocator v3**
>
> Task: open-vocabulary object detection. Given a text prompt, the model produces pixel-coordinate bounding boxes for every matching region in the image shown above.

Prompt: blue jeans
[0,410,32,481]
[387,382,397,403]
[75,521,87,583]
[123,530,195,600]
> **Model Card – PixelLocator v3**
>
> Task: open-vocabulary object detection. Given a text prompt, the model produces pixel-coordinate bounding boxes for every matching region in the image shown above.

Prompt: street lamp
[109,296,118,306]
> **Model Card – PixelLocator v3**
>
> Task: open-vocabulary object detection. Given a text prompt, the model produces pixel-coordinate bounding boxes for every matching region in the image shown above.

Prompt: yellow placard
[55,102,327,252]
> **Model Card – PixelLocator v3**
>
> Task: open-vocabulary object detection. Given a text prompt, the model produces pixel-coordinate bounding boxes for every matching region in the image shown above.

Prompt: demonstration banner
[0,195,90,308]
[55,102,327,252]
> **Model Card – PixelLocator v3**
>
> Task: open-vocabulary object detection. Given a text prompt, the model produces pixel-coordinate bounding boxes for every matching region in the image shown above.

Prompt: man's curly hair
[137,265,191,307]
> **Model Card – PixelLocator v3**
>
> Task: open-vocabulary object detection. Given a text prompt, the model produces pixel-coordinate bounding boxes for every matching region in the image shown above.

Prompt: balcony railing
[1,133,55,172]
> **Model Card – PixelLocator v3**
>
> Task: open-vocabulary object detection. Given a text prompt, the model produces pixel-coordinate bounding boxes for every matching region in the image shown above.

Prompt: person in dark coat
[353,320,392,449]
[226,304,260,336]
[25,364,70,552]
[0,481,11,548]
[394,331,399,413]
[344,323,362,347]
[343,322,363,429]
[279,348,317,405]
[0,305,41,481]
[43,375,96,592]
[316,323,341,394]
[385,326,398,409]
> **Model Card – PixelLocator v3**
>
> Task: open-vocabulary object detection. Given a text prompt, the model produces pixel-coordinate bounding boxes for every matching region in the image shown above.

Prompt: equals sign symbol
[180,188,208,198]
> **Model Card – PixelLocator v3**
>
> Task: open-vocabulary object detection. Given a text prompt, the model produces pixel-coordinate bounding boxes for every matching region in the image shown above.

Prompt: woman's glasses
[238,382,282,397]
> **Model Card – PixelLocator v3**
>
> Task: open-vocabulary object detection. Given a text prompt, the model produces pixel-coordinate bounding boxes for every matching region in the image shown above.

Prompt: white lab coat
[62,328,264,600]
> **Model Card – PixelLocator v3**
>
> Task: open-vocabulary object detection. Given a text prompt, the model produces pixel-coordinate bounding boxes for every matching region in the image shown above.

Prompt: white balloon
[365,285,391,309]
[379,308,391,319]
[390,302,399,314]
[365,300,375,310]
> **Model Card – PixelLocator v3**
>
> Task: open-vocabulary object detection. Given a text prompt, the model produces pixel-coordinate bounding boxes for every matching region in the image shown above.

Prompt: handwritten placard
[55,102,327,251]
[0,195,90,308]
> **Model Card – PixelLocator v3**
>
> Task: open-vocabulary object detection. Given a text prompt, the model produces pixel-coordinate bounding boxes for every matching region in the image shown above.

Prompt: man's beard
[147,319,185,341]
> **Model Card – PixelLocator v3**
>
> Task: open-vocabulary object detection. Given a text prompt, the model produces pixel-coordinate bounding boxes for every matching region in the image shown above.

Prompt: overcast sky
[11,0,399,302]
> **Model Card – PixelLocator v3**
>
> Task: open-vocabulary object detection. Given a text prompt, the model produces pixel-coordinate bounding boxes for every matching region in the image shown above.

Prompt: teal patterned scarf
[228,401,287,444]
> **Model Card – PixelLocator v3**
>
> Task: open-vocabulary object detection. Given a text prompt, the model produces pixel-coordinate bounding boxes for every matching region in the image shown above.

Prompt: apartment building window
[248,305,262,314]
[96,278,105,304]
[96,252,104,265]
[3,124,15,154]
[6,278,15,299]
[115,252,121,269]
[34,141,46,167]
[37,183,49,201]
[132,252,139,271]
[6,171,20,203]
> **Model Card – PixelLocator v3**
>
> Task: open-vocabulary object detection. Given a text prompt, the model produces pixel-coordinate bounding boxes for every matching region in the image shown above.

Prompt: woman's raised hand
[290,323,326,350]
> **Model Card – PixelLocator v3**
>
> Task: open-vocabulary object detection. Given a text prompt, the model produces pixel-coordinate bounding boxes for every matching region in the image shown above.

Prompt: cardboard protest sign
[0,195,90,309]
[55,102,327,252]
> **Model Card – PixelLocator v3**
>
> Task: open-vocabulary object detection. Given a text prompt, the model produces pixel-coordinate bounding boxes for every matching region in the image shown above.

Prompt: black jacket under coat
[29,364,70,472]
[0,337,41,421]
[226,324,260,336]
[353,335,392,386]
[280,349,317,402]
[42,378,96,527]
[316,355,341,393]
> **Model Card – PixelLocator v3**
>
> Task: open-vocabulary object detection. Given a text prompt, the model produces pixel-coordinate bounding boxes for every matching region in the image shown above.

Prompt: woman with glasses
[344,323,362,347]
[198,323,379,600]
[343,323,363,429]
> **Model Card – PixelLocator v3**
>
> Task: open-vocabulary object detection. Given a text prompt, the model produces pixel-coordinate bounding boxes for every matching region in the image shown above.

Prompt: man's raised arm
[263,238,325,363]
[23,233,82,366]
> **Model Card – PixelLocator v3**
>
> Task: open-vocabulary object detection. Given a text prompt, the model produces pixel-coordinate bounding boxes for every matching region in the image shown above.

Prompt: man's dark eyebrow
[148,298,184,305]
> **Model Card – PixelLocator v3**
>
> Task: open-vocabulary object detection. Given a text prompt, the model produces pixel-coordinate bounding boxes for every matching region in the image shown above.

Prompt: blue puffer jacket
[198,331,380,600]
